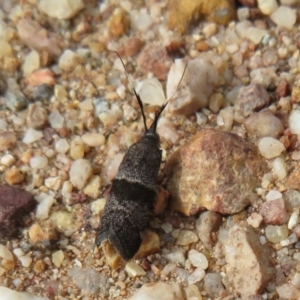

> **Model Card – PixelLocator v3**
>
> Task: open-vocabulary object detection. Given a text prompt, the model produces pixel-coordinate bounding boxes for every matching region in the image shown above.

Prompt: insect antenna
[148,63,188,134]
[113,51,148,131]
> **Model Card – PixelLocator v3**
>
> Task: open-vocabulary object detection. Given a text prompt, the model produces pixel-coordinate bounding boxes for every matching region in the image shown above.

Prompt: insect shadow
[95,52,187,261]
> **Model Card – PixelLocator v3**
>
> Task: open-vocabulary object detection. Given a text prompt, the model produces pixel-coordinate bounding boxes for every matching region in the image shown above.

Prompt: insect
[95,53,186,260]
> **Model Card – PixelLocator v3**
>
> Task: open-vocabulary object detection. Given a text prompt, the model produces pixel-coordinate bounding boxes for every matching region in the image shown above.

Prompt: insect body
[95,71,168,260]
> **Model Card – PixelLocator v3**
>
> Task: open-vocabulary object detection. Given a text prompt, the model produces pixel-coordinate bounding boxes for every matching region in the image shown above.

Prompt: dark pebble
[0,184,36,241]
[32,84,53,102]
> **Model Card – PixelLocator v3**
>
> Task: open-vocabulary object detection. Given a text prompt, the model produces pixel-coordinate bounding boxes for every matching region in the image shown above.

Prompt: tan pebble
[25,68,55,86]
[70,138,84,160]
[91,198,106,215]
[88,42,105,55]
[0,131,16,151]
[196,41,209,51]
[103,240,125,269]
[83,175,101,199]
[125,261,146,277]
[26,104,48,129]
[121,37,144,57]
[52,250,64,268]
[54,84,68,99]
[176,230,199,245]
[45,176,62,191]
[59,49,83,72]
[33,260,45,273]
[287,164,300,190]
[29,223,47,244]
[92,74,106,86]
[3,56,20,72]
[2,259,15,271]
[21,149,33,164]
[82,133,105,147]
[154,187,169,215]
[0,40,13,59]
[5,166,24,185]
[107,8,130,37]
[291,80,300,103]
[135,231,160,259]
[0,154,15,167]
[22,50,40,75]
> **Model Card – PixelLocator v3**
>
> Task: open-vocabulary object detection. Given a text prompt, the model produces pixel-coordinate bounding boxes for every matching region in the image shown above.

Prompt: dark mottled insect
[95,53,185,260]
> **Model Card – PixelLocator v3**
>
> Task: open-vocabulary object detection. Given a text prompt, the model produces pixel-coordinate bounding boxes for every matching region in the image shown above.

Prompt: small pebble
[55,139,70,154]
[13,248,25,257]
[265,224,289,243]
[23,128,43,144]
[188,268,205,285]
[277,283,300,299]
[258,137,285,159]
[45,176,62,191]
[0,244,13,260]
[35,194,54,219]
[69,159,92,190]
[247,213,263,228]
[32,84,53,102]
[48,110,64,129]
[91,198,106,215]
[22,50,40,75]
[245,27,267,45]
[164,251,185,266]
[83,176,101,199]
[5,166,24,185]
[51,211,80,236]
[204,273,225,298]
[270,6,296,30]
[272,157,287,180]
[188,250,208,269]
[0,154,15,167]
[185,284,202,300]
[70,138,85,159]
[39,0,84,19]
[266,189,282,201]
[0,131,16,150]
[257,0,278,15]
[288,209,299,230]
[125,262,146,277]
[52,250,64,268]
[176,230,199,246]
[59,49,83,72]
[19,256,32,268]
[289,110,300,134]
[82,133,106,147]
[202,23,217,38]
[291,273,300,288]
[30,156,48,169]
[161,223,173,234]
[136,78,165,106]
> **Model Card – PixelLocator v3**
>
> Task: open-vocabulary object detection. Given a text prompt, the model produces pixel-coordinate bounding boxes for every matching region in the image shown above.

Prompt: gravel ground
[1,0,300,299]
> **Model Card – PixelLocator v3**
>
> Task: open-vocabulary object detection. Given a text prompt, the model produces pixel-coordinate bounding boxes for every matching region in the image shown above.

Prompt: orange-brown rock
[165,129,266,215]
[154,186,169,215]
[168,0,236,34]
[287,163,300,190]
[107,8,130,38]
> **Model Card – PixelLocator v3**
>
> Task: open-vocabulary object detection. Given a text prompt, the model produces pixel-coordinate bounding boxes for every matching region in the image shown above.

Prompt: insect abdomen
[95,134,162,260]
